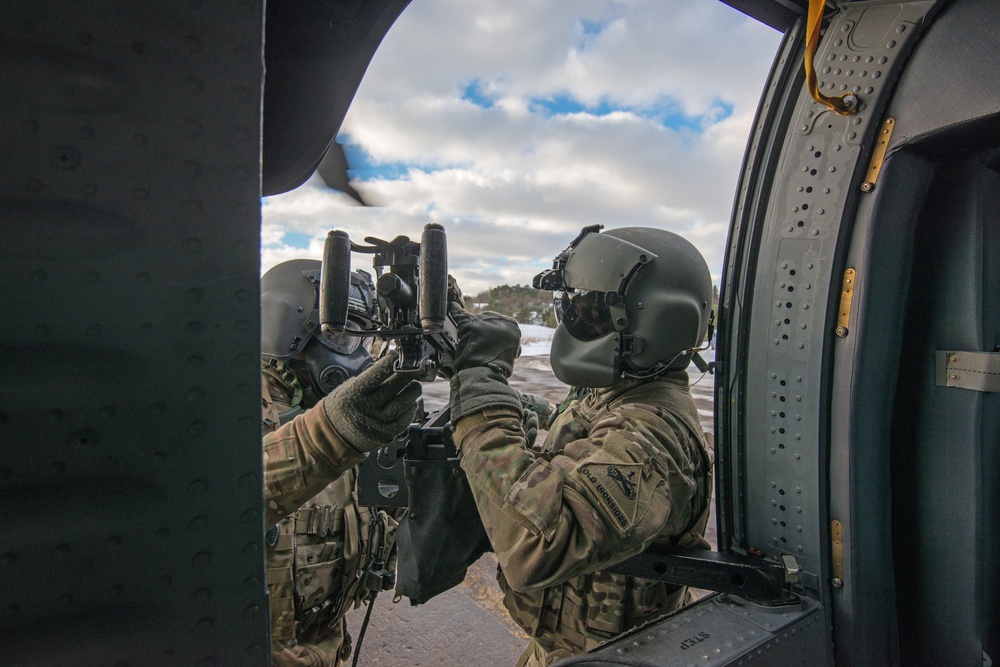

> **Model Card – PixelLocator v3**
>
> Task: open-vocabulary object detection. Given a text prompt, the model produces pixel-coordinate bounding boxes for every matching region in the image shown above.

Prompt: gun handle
[320,230,351,334]
[419,223,448,331]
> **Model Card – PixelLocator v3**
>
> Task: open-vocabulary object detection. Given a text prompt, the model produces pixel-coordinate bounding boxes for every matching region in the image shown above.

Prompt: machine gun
[318,222,458,381]
[318,223,490,604]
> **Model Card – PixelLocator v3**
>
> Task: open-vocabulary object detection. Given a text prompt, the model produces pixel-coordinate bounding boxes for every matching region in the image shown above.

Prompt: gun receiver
[357,400,453,508]
[319,223,458,382]
[357,399,490,605]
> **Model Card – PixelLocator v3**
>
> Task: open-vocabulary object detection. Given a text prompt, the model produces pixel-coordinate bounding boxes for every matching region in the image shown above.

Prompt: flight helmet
[261,258,380,395]
[534,225,713,387]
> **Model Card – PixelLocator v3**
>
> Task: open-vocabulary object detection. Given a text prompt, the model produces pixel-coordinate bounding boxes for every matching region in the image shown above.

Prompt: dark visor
[555,290,617,342]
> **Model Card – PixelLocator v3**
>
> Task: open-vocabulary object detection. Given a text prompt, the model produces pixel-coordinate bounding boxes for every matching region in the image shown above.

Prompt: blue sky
[262,0,782,294]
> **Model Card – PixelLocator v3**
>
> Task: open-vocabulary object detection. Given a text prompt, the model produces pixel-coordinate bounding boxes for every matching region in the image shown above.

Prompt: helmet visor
[555,290,616,342]
[318,318,369,355]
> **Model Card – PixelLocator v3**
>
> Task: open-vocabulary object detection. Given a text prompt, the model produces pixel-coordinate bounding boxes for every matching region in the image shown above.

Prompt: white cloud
[262,0,782,296]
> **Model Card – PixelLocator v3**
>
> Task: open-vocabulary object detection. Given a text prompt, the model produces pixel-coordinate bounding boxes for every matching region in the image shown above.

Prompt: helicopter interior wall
[827,1,1000,663]
[830,136,999,667]
[827,148,935,667]
[877,1,1000,662]
[889,143,999,667]
[0,3,270,664]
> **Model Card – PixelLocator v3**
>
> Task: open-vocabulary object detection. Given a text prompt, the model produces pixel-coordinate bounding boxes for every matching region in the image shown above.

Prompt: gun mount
[318,223,458,382]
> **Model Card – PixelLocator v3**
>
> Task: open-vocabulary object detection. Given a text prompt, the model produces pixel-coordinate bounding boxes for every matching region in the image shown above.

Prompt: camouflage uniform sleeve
[453,402,703,593]
[262,403,367,526]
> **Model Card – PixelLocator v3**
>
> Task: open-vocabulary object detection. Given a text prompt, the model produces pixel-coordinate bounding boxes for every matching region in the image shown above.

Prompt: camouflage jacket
[262,365,396,667]
[453,372,712,666]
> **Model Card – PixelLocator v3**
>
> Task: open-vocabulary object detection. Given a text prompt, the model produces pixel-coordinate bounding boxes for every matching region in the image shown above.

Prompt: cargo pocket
[499,569,548,637]
[586,572,626,637]
[294,556,345,611]
[625,576,674,623]
[264,436,307,496]
[504,459,564,542]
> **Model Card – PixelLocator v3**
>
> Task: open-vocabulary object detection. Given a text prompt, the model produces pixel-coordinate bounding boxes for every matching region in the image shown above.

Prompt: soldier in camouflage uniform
[261,259,420,667]
[447,226,715,666]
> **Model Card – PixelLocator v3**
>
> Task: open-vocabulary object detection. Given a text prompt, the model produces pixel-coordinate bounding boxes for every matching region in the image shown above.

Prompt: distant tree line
[467,284,557,327]
[465,283,721,331]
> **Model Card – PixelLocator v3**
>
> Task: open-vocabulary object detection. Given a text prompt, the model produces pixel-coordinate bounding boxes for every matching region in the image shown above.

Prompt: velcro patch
[579,462,643,537]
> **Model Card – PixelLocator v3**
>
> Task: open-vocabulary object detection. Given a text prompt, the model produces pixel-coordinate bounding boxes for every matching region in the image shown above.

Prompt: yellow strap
[804,0,859,115]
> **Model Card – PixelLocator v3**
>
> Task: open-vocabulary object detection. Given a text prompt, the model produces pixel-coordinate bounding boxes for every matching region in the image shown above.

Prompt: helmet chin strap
[273,359,305,408]
[621,349,684,379]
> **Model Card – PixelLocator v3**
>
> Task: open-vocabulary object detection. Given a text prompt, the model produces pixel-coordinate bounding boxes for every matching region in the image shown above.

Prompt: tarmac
[353,353,717,666]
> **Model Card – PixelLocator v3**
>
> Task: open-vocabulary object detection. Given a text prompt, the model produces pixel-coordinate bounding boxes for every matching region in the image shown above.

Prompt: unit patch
[579,462,643,536]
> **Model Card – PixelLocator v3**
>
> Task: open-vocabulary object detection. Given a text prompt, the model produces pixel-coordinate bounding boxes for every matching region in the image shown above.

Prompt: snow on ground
[519,324,556,357]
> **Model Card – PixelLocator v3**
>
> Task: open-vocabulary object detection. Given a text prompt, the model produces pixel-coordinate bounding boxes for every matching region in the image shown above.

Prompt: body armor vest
[263,366,396,667]
[501,376,713,665]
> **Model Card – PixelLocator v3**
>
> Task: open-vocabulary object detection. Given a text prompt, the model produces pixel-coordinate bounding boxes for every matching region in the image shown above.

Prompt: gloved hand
[522,409,539,446]
[447,274,465,308]
[323,350,421,453]
[518,392,554,445]
[448,303,523,422]
[448,302,521,377]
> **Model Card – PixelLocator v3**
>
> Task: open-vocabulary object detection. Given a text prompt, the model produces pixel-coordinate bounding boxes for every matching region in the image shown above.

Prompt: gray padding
[828,149,935,667]
[887,0,1000,156]
[890,158,999,667]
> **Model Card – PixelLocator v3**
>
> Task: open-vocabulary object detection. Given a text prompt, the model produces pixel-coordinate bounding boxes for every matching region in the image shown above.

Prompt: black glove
[323,351,421,453]
[448,303,523,422]
[448,302,521,377]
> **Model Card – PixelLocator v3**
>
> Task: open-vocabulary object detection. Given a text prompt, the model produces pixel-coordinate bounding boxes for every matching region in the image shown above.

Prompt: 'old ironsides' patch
[579,462,643,536]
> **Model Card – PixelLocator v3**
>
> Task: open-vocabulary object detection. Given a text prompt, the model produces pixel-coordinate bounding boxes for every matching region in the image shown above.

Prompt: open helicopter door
[571,0,999,665]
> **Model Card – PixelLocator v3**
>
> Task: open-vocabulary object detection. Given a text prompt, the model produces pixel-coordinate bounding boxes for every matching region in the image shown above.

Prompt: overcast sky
[261,0,782,295]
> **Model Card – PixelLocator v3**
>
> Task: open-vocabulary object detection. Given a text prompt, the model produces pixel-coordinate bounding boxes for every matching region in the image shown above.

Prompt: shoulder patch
[579,462,643,537]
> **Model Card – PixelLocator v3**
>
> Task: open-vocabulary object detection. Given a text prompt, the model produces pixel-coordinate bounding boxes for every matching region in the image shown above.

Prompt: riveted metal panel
[738,0,935,589]
[586,593,827,666]
[0,2,267,665]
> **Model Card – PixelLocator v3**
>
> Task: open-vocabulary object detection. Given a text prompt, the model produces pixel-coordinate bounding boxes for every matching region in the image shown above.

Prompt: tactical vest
[501,376,713,665]
[262,366,396,667]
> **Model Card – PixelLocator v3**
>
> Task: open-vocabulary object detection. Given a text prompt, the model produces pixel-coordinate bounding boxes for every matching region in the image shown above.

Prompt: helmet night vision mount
[318,223,458,382]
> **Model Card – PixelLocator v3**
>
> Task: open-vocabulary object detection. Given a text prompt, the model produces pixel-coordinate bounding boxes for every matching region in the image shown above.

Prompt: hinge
[861,117,895,192]
[835,268,856,337]
[831,520,845,589]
